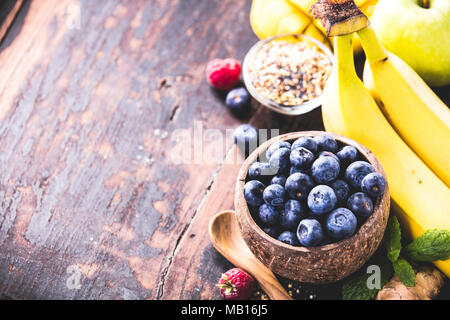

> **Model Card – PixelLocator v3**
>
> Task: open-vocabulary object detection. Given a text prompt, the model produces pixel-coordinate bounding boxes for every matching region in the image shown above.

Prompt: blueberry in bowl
[235,131,390,283]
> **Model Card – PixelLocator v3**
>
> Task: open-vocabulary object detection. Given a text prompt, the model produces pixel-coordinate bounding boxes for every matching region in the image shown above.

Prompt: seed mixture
[248,40,332,106]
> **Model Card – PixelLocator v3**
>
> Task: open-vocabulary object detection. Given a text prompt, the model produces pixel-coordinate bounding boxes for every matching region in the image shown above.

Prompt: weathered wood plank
[161,104,324,299]
[0,0,257,299]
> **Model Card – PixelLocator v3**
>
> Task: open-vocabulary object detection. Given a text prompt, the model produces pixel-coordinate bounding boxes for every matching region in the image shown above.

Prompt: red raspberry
[206,58,241,91]
[217,268,255,300]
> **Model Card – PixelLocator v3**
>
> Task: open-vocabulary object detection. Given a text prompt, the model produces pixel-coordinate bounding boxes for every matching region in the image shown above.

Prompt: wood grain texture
[0,0,258,300]
[0,0,446,300]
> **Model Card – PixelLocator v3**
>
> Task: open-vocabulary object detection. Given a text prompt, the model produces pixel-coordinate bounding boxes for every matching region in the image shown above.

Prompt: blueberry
[270,174,287,187]
[269,147,291,174]
[280,200,306,231]
[361,172,386,198]
[291,136,318,154]
[311,156,340,184]
[234,124,258,157]
[244,180,265,207]
[258,204,280,226]
[307,185,337,215]
[325,208,357,240]
[248,162,271,181]
[290,147,315,170]
[263,226,279,238]
[318,151,340,164]
[277,231,299,246]
[285,172,315,201]
[225,87,250,113]
[314,134,338,153]
[345,161,376,189]
[266,141,291,160]
[297,219,324,247]
[337,146,358,165]
[289,166,305,175]
[263,184,286,207]
[329,179,351,205]
[347,192,374,220]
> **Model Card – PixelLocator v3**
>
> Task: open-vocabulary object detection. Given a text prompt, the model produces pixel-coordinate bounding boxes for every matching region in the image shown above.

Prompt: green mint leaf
[404,229,450,262]
[393,258,415,287]
[386,215,402,263]
[342,273,375,300]
[342,254,393,300]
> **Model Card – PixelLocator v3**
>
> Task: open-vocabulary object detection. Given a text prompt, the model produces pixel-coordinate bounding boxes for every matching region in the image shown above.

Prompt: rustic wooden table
[0,0,448,300]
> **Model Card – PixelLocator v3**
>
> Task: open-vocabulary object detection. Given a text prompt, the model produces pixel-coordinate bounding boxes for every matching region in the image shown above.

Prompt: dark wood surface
[0,0,448,300]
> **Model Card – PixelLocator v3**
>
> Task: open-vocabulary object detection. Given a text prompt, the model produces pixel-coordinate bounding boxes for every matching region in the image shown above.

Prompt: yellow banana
[249,0,379,52]
[250,0,313,39]
[322,34,450,277]
[289,0,379,52]
[358,26,450,188]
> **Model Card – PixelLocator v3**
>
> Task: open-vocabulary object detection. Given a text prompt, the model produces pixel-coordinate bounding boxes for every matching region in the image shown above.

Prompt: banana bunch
[249,0,378,52]
[313,0,450,276]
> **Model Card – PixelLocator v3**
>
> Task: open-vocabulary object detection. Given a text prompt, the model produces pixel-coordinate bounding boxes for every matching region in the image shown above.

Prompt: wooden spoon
[209,210,293,300]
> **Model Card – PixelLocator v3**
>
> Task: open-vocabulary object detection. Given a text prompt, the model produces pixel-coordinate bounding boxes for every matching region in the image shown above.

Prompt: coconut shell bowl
[234,131,390,284]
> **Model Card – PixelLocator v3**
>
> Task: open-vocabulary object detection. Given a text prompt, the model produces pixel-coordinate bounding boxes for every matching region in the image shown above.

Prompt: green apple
[371,0,450,87]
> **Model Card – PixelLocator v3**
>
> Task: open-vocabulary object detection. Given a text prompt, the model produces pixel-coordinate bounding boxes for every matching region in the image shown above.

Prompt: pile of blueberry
[243,133,386,247]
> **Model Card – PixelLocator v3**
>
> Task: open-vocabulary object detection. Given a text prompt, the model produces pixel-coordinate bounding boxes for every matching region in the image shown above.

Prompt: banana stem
[334,34,358,79]
[357,26,389,64]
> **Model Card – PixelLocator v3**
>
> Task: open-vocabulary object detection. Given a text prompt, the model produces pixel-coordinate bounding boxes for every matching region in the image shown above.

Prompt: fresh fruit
[206,58,241,90]
[248,162,271,181]
[244,133,388,249]
[249,0,379,52]
[357,25,450,186]
[266,141,291,159]
[314,133,338,153]
[271,174,287,187]
[307,185,337,215]
[336,145,358,165]
[297,219,324,246]
[289,167,304,176]
[329,179,351,205]
[278,230,300,246]
[225,87,250,113]
[234,124,258,156]
[311,1,450,276]
[217,268,255,300]
[244,180,265,207]
[369,0,450,87]
[280,199,307,230]
[285,172,315,201]
[291,136,318,154]
[263,184,287,207]
[290,147,315,170]
[347,192,374,220]
[311,156,340,184]
[268,147,291,174]
[318,151,340,164]
[250,0,322,42]
[361,172,386,198]
[259,203,280,226]
[325,208,357,240]
[344,161,375,190]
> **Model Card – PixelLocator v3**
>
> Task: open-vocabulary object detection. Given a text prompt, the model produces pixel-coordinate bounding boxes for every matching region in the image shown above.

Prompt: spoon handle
[253,269,293,300]
[209,210,292,300]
